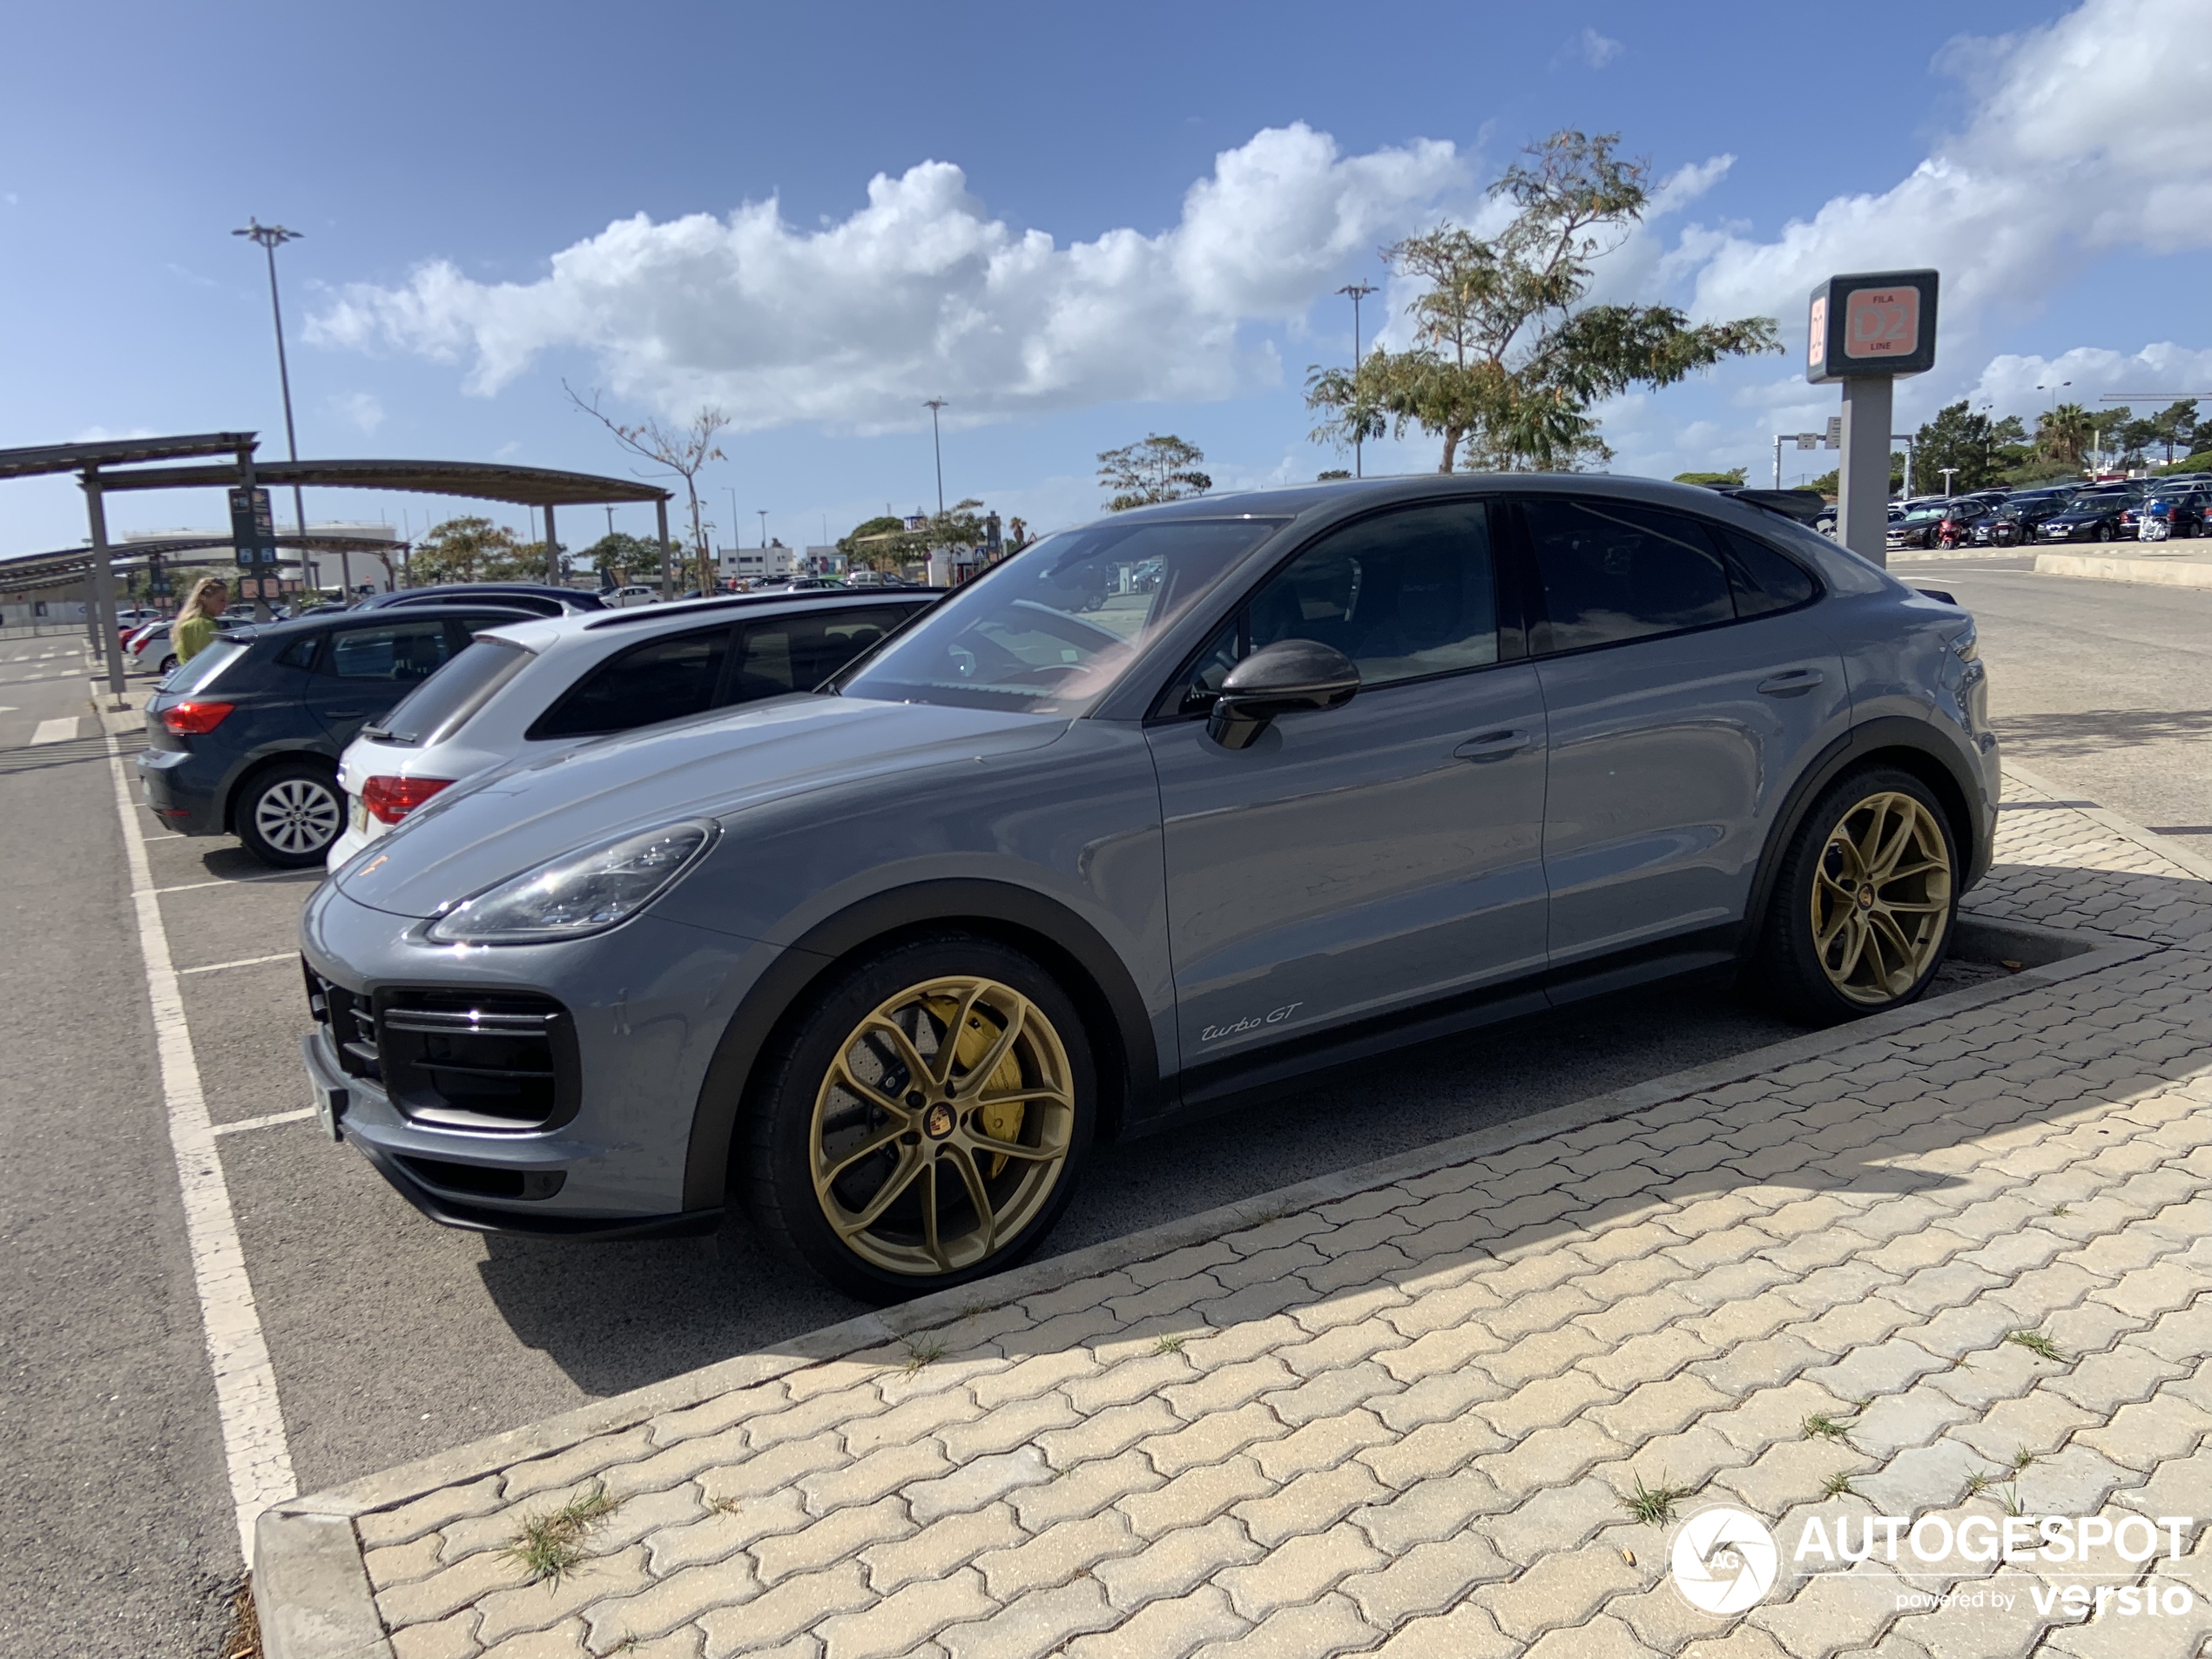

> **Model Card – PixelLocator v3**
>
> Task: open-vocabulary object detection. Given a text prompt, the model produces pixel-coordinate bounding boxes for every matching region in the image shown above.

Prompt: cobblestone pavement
[276,779,2212,1659]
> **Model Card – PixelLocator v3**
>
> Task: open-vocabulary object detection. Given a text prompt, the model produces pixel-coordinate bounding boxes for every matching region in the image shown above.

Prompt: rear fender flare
[681,879,1161,1213]
[1741,717,1989,954]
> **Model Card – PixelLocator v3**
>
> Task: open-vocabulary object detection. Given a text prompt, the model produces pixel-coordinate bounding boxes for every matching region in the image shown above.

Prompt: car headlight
[426,820,718,945]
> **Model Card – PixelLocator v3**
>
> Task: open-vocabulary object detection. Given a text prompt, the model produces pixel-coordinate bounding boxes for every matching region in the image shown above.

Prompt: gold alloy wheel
[1811,790,1954,1005]
[810,975,1076,1277]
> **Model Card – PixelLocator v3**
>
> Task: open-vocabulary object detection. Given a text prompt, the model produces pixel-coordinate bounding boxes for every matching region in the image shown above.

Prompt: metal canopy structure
[0,531,410,598]
[0,434,674,701]
[90,457,671,506]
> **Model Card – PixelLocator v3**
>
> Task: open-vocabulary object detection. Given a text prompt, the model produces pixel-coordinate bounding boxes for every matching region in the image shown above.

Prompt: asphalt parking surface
[4,560,2209,1656]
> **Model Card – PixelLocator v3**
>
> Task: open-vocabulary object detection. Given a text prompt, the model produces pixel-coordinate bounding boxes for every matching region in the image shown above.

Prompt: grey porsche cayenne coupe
[301,475,1996,1298]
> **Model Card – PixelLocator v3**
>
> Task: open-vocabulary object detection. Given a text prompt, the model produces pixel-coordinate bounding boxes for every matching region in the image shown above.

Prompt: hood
[334,694,1070,918]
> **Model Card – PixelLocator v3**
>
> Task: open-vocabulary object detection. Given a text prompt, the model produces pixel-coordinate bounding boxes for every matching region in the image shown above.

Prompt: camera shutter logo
[1671,1506,1780,1614]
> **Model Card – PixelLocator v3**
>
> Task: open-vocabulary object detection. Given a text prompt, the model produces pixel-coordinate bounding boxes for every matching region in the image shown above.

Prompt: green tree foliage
[1912,402,2013,493]
[1672,469,1745,487]
[2037,402,2093,467]
[1306,132,1780,473]
[2148,400,2199,466]
[837,516,910,569]
[1098,435,1211,510]
[410,517,529,585]
[1806,453,1905,500]
[580,531,664,584]
[843,501,996,567]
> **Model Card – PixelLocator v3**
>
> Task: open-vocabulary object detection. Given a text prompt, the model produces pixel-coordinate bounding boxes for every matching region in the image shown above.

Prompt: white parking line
[177,952,297,975]
[102,731,294,1561]
[142,871,320,896]
[212,1109,316,1136]
[30,717,80,745]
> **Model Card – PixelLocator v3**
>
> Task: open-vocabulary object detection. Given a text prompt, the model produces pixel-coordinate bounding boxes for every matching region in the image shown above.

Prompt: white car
[327,589,935,867]
[604,584,662,608]
[127,616,245,676]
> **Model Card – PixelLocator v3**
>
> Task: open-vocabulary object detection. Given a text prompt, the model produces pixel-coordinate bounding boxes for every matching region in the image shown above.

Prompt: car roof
[359,583,604,612]
[470,586,941,654]
[239,602,545,644]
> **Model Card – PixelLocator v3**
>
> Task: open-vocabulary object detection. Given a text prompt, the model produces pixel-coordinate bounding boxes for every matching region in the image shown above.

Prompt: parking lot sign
[1806,269,1939,383]
[228,485,279,570]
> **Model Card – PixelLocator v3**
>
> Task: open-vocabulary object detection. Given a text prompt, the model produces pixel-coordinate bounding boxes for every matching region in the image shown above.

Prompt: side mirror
[1206,638,1360,750]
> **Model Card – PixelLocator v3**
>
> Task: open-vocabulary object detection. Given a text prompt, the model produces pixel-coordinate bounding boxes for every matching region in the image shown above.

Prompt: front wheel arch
[682,880,1161,1216]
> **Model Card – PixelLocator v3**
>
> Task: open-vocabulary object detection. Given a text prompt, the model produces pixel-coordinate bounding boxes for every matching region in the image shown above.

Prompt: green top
[174,615,219,664]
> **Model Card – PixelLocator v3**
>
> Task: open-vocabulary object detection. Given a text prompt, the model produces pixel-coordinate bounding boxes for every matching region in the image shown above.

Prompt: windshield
[162,637,245,696]
[838,516,1285,713]
[368,637,534,745]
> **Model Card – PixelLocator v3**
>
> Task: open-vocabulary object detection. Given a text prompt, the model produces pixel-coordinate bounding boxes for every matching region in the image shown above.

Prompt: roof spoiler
[1708,486,1831,526]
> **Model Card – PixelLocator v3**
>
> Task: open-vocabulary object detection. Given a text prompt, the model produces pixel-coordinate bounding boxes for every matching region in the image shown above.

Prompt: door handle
[1453,729,1533,762]
[1757,670,1824,698]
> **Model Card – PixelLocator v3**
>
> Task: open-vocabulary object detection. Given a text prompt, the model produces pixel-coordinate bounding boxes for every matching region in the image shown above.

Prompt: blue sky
[3,0,2209,556]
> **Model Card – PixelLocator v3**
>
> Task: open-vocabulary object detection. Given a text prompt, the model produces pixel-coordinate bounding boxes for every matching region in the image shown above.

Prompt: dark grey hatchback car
[302,475,1996,1298]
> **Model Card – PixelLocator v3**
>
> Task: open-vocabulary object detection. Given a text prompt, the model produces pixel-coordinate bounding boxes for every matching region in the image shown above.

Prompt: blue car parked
[138,604,538,867]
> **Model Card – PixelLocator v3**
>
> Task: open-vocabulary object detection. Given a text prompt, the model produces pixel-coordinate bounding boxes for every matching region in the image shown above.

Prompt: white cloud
[331,390,385,434]
[309,125,1463,432]
[1966,342,2212,417]
[1676,0,2212,345]
[1568,27,1624,68]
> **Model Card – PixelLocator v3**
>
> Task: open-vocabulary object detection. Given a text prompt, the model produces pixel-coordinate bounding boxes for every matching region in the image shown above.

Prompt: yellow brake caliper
[924,996,1025,1176]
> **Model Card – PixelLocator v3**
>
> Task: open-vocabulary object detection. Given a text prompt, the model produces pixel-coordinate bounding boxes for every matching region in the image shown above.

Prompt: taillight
[361,775,454,825]
[160,701,234,735]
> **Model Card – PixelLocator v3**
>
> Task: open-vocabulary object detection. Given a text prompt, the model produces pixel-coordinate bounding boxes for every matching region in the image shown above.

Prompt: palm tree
[2038,402,2093,467]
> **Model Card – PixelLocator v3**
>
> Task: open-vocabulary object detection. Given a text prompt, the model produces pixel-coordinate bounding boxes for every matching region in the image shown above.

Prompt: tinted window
[374,637,535,744]
[1525,498,1733,653]
[840,518,1283,714]
[1713,528,1817,617]
[322,620,457,683]
[531,625,730,739]
[728,607,912,701]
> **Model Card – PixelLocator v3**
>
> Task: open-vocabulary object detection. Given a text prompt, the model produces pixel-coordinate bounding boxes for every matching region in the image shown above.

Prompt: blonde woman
[172,577,230,664]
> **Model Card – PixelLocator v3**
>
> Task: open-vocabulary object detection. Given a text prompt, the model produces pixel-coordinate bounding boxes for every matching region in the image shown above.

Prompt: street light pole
[233,219,329,605]
[923,399,948,516]
[1337,282,1377,478]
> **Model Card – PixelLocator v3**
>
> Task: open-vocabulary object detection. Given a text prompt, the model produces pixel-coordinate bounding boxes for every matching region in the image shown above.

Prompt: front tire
[740,934,1096,1301]
[236,761,345,867]
[1754,767,1959,1026]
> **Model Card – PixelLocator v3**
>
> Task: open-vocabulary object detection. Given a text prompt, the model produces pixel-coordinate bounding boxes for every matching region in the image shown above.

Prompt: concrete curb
[2033,550,2212,589]
[252,912,2153,1656]
[2004,759,2212,885]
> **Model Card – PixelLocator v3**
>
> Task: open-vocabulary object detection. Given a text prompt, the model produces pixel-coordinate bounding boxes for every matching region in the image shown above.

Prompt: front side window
[323,620,457,683]
[729,606,913,701]
[1168,501,1501,710]
[530,625,730,739]
[1524,497,1733,653]
[839,518,1285,714]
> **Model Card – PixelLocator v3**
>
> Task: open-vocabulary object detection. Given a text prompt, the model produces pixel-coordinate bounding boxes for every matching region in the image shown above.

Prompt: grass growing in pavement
[2007,1330,2066,1362]
[1804,1413,1854,1442]
[1151,1334,1187,1356]
[506,1484,621,1585]
[2011,1447,2035,1472]
[1622,1472,1696,1526]
[900,1335,948,1373]
[1820,1472,1858,1500]
[2050,1204,2071,1217]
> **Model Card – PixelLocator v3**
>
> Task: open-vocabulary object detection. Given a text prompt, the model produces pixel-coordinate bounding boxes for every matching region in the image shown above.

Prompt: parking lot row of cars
[1885,475,2212,550]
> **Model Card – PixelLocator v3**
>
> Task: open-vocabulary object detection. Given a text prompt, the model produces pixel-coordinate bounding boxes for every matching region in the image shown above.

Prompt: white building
[119,523,401,593]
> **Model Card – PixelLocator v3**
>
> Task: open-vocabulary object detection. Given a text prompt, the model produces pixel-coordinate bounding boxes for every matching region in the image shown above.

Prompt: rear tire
[738,932,1097,1301]
[235,760,345,867]
[1753,766,1959,1027]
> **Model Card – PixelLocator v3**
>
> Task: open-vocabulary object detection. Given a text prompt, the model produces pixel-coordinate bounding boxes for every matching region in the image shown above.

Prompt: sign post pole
[1808,268,1939,571]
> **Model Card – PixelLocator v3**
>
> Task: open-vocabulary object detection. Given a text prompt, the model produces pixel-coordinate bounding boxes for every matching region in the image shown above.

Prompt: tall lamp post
[233,219,332,604]
[923,398,948,516]
[1337,281,1377,477]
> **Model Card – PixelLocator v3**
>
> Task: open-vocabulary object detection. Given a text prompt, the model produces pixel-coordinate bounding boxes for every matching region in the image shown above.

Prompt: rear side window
[374,637,535,744]
[529,625,731,739]
[730,607,914,700]
[321,620,457,683]
[1524,498,1732,653]
[1710,528,1817,617]
[164,637,246,694]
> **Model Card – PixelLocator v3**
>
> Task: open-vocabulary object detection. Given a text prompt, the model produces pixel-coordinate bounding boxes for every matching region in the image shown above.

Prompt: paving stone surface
[307,783,2212,1656]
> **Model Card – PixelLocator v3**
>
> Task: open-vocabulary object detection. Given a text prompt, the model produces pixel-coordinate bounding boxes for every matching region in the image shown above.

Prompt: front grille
[305,962,381,1082]
[303,961,577,1132]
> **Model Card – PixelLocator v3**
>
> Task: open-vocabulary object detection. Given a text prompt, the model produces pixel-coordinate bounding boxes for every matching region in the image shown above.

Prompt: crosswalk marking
[30,717,80,745]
